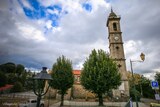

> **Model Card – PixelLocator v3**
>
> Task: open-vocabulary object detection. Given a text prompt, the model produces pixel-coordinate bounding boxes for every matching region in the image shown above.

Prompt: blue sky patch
[23,7,46,19]
[27,0,40,10]
[82,3,92,12]
[18,0,46,19]
[17,0,66,32]
[47,4,62,13]
[48,14,59,20]
[54,5,62,12]
[52,20,59,27]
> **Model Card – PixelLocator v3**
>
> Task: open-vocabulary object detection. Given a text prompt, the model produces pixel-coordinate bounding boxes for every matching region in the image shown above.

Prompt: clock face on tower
[114,34,119,41]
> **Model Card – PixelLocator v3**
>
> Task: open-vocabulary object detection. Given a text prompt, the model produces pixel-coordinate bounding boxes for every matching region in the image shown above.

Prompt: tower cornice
[112,58,126,61]
[108,32,122,34]
[109,42,123,45]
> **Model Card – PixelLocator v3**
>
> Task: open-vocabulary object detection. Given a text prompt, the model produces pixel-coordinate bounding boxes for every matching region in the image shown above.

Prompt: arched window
[113,23,117,31]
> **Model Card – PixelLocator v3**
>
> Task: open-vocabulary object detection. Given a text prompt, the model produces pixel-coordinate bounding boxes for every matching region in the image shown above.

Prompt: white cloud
[22,0,33,10]
[90,0,110,11]
[61,0,83,13]
[124,40,142,56]
[38,0,55,7]
[143,68,160,80]
[47,8,59,14]
[46,20,52,29]
[143,73,155,80]
[52,27,62,32]
[16,22,46,42]
[0,0,160,77]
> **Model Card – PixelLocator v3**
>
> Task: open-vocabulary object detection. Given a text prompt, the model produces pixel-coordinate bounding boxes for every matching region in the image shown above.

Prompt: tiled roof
[49,70,81,75]
[73,70,81,75]
[0,84,13,91]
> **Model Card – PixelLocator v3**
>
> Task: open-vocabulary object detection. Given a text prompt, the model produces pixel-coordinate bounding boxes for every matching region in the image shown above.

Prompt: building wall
[45,70,95,100]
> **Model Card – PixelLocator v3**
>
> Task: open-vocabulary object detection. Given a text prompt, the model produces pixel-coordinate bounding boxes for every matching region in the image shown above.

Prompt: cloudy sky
[0,0,160,79]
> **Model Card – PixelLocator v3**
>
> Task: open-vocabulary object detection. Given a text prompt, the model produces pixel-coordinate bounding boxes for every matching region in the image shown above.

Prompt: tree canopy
[155,72,160,87]
[50,55,74,106]
[0,62,34,92]
[80,49,121,106]
[0,62,16,73]
[128,72,154,100]
[0,70,7,87]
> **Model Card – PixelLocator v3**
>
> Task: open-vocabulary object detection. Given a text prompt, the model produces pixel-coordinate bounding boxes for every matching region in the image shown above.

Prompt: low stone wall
[46,84,96,100]
[72,84,95,99]
[45,88,57,99]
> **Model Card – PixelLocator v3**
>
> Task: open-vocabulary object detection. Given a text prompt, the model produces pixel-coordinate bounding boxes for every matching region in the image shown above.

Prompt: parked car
[18,99,44,107]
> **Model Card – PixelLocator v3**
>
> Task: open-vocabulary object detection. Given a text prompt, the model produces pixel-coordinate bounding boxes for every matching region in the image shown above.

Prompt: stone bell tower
[106,9,129,97]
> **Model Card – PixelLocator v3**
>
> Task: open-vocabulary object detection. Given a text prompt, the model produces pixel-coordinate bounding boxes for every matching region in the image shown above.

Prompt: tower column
[107,9,129,99]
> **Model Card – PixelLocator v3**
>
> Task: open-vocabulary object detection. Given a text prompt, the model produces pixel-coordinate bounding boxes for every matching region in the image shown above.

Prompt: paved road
[0,91,37,99]
[50,100,149,107]
[141,98,159,106]
[14,91,36,97]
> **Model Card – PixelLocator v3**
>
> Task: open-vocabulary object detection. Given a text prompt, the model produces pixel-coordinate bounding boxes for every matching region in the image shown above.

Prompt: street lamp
[140,75,144,97]
[130,53,145,107]
[33,67,52,107]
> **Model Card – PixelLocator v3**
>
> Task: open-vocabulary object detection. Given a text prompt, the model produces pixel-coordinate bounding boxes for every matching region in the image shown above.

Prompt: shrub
[11,82,23,92]
[130,88,141,101]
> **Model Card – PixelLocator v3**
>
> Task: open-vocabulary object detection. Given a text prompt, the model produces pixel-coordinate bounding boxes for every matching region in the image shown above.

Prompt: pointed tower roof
[109,7,117,17]
[106,7,120,27]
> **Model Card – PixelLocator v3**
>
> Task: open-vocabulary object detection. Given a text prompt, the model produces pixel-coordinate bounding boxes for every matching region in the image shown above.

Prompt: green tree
[16,64,25,76]
[129,88,141,101]
[127,72,141,100]
[7,73,18,84]
[24,70,35,90]
[11,81,23,92]
[155,72,160,88]
[80,49,121,106]
[0,62,16,73]
[128,72,154,99]
[139,76,154,98]
[0,62,29,92]
[25,77,34,90]
[155,72,160,95]
[0,70,7,87]
[50,55,74,106]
